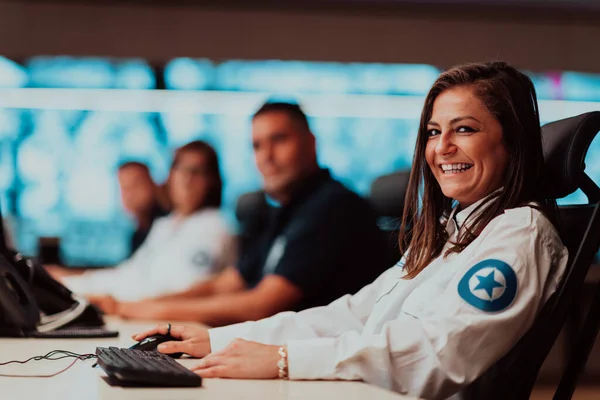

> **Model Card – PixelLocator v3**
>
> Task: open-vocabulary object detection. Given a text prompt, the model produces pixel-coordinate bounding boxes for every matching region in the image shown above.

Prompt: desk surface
[0,318,418,400]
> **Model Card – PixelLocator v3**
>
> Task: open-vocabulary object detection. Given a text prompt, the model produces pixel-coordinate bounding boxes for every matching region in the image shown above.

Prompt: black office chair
[463,111,600,400]
[234,190,270,254]
[370,170,411,220]
[369,170,411,267]
[235,190,268,229]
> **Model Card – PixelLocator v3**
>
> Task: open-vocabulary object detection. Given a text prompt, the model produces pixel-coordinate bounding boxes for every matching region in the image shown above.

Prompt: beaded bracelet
[277,346,288,379]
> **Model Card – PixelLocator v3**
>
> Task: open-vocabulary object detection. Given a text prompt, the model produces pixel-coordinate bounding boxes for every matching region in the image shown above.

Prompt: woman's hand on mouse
[133,324,211,358]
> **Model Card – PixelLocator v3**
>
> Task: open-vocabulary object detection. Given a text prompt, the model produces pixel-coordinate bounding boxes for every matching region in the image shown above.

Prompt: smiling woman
[399,61,551,279]
[425,87,508,208]
[133,62,569,400]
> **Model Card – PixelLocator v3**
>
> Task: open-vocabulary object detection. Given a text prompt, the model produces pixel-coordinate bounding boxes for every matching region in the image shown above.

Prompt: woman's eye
[456,126,476,134]
[427,129,441,137]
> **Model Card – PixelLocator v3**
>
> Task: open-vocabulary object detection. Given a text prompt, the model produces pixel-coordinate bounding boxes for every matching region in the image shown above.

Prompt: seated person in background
[45,161,170,279]
[106,101,389,325]
[59,140,234,303]
[134,62,569,400]
[117,161,170,256]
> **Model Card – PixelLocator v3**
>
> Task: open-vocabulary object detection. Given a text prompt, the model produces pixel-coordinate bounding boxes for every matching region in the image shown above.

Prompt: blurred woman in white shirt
[62,140,234,304]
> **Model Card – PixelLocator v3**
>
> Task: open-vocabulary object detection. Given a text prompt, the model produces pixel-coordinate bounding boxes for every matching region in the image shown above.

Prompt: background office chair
[235,190,269,231]
[369,170,411,220]
[463,111,600,400]
[234,190,269,255]
[369,170,411,267]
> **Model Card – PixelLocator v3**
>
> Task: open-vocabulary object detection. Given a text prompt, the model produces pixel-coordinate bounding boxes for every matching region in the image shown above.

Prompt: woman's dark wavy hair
[171,140,223,209]
[398,61,556,279]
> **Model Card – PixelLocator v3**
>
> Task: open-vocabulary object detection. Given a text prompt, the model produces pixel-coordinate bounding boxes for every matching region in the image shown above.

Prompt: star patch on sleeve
[457,259,518,312]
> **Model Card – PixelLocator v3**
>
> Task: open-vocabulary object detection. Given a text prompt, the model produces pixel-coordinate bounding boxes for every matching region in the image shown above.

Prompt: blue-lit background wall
[0,56,598,266]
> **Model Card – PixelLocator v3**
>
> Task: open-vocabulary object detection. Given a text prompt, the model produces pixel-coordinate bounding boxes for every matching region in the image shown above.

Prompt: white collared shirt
[208,201,568,400]
[63,209,234,301]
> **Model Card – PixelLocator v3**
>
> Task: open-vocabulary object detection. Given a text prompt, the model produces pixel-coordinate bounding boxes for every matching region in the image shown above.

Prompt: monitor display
[0,56,598,266]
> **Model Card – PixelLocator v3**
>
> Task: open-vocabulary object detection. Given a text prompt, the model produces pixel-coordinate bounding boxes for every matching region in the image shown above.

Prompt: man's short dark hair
[252,102,310,132]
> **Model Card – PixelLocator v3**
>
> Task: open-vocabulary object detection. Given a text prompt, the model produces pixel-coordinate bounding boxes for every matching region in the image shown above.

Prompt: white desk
[0,318,418,400]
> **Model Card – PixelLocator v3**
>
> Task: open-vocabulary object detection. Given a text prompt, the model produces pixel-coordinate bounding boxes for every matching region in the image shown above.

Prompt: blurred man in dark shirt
[106,102,389,326]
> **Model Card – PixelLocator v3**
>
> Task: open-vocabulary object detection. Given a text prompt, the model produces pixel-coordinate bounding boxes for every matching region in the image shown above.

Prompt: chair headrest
[542,111,600,199]
[235,190,268,226]
[369,170,411,218]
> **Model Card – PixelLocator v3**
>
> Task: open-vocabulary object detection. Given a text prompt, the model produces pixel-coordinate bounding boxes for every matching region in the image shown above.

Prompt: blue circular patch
[192,251,211,267]
[457,259,517,312]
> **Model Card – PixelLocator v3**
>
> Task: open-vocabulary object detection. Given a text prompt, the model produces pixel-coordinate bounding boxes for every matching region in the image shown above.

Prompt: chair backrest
[369,170,411,222]
[234,190,269,252]
[463,111,600,400]
[369,170,411,266]
[235,190,268,228]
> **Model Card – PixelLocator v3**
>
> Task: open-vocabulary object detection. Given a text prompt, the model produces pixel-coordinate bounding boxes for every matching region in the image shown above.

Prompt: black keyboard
[95,347,202,387]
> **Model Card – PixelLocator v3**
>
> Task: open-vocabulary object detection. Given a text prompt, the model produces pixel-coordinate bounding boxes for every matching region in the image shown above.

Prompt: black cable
[0,350,97,378]
[0,350,96,366]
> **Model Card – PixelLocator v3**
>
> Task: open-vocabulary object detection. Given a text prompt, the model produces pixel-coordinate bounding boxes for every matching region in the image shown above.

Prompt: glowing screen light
[0,56,596,265]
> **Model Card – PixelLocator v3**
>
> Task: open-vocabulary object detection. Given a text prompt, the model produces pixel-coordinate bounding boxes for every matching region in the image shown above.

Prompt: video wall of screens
[0,56,598,266]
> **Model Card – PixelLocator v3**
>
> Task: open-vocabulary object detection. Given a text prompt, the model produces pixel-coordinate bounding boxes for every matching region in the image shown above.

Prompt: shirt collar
[445,188,503,235]
[264,194,282,208]
[280,168,331,209]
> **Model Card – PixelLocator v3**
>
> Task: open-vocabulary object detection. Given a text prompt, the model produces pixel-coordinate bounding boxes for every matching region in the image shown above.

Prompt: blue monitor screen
[0,56,598,266]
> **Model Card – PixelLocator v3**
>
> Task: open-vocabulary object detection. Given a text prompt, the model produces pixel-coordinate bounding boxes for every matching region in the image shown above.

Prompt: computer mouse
[129,334,184,359]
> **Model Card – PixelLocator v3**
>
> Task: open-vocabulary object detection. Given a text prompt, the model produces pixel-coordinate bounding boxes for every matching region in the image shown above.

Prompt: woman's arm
[207,267,395,351]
